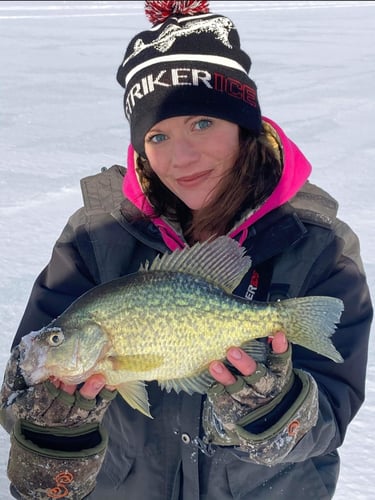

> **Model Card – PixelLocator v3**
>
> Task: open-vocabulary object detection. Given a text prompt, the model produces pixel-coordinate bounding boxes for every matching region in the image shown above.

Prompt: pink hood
[122,117,312,250]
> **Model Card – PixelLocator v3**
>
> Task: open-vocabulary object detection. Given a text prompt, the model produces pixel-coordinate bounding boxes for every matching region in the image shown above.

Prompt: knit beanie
[116,1,262,155]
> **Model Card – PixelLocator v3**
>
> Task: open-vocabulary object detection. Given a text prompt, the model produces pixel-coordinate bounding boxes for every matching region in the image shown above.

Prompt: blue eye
[194,119,212,130]
[148,133,167,144]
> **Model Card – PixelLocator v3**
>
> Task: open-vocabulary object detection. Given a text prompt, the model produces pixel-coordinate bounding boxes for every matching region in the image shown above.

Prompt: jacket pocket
[95,450,134,491]
[226,457,332,499]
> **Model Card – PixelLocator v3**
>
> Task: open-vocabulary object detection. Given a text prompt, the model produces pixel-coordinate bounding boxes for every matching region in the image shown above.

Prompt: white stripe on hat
[124,54,247,87]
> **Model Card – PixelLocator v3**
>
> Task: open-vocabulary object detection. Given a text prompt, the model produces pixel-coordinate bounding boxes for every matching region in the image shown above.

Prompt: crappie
[18,236,344,418]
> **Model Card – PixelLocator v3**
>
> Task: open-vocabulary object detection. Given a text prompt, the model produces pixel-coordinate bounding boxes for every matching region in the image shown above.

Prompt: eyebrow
[148,115,206,135]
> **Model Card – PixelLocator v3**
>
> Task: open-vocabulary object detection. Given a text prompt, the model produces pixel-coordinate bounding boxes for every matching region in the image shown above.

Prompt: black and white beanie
[116,0,262,155]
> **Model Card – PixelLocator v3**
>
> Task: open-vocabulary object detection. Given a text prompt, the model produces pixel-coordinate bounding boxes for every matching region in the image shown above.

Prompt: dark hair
[136,122,283,243]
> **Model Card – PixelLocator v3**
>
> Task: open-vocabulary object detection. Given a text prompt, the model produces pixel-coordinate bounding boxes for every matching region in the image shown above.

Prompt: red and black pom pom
[145,1,210,25]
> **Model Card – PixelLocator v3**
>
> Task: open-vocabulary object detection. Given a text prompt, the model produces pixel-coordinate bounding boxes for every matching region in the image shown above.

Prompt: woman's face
[144,116,240,211]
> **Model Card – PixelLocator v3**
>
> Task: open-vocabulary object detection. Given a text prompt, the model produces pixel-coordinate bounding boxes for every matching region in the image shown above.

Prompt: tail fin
[279,296,344,363]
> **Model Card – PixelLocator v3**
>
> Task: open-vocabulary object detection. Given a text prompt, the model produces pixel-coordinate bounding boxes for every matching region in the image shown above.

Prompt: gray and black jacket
[8,160,372,499]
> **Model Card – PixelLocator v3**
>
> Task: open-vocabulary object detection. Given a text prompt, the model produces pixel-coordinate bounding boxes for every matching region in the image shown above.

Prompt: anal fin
[159,370,215,395]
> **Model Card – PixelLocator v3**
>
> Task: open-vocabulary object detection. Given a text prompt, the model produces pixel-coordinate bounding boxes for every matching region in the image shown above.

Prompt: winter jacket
[8,119,373,499]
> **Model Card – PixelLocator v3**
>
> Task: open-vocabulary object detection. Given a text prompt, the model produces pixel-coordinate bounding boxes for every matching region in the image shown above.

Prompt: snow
[0,1,374,497]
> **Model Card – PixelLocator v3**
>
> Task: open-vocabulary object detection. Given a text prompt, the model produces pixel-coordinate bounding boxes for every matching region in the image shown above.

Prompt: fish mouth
[18,330,48,385]
[18,332,110,386]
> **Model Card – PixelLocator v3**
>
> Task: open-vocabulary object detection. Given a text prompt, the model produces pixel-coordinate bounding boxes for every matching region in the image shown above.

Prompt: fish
[17,236,344,418]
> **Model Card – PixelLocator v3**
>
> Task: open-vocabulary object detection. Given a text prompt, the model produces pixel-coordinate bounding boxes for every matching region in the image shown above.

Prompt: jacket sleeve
[11,208,99,349]
[2,209,108,499]
[281,220,373,463]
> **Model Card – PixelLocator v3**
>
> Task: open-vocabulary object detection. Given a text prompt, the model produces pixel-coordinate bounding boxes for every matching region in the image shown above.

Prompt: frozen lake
[0,1,374,498]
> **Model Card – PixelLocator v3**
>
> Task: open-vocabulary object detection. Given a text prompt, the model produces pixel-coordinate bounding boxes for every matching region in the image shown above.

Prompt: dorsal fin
[139,236,252,294]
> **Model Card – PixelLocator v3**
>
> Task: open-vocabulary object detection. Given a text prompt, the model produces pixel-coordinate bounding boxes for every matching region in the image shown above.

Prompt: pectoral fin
[117,380,152,418]
[240,339,269,362]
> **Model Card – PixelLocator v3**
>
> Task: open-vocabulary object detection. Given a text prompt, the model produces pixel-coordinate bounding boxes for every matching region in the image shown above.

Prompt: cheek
[218,133,240,159]
[150,163,165,178]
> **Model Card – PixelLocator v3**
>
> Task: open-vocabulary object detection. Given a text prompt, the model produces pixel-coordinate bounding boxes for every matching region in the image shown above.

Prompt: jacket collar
[239,203,308,266]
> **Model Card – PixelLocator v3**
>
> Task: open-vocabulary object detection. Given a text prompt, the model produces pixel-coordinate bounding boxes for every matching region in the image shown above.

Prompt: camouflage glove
[0,346,117,500]
[202,344,319,466]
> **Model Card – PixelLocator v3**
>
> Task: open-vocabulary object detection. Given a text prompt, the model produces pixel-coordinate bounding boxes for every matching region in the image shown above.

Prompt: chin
[186,202,203,210]
[183,196,211,211]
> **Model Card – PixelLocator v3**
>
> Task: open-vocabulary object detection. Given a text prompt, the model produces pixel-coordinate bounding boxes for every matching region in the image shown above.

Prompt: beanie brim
[124,64,261,154]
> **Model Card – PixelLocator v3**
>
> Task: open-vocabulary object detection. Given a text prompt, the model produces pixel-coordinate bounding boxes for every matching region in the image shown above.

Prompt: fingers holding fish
[5,378,117,428]
[269,331,288,354]
[49,378,77,395]
[79,374,107,399]
[0,345,117,428]
[209,332,289,387]
[205,336,294,431]
[209,348,257,386]
[51,374,116,400]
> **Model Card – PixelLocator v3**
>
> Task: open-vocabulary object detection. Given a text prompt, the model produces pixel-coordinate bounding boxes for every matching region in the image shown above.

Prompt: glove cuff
[233,369,318,466]
[8,420,108,499]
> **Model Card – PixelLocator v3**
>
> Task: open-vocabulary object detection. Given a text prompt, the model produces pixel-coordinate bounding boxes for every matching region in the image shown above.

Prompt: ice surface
[0,1,374,498]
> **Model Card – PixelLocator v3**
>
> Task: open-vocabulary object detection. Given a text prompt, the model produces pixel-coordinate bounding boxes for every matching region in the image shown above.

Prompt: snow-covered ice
[0,1,374,498]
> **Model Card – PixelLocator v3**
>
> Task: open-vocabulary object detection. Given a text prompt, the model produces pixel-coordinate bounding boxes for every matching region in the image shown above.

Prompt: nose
[171,137,200,168]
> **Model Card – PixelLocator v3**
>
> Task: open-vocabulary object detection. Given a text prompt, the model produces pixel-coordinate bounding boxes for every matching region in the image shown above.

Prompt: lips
[176,170,212,187]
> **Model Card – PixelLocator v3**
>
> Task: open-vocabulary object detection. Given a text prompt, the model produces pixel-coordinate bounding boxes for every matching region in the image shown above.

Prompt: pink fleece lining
[124,146,154,217]
[229,116,312,240]
[123,117,312,251]
[123,147,185,249]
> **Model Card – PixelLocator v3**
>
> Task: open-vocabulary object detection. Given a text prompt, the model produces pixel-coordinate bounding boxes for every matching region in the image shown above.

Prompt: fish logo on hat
[123,16,234,67]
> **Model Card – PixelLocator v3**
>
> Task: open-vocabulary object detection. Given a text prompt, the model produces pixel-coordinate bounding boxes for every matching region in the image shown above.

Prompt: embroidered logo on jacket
[46,471,74,498]
[245,270,259,301]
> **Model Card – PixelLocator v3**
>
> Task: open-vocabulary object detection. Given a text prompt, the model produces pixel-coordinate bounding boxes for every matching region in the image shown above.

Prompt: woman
[1,1,372,499]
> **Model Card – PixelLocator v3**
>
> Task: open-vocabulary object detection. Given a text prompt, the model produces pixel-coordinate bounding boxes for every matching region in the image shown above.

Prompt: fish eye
[47,329,64,347]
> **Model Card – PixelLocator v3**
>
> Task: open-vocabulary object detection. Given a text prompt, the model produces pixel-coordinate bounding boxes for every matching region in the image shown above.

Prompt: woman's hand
[51,374,115,400]
[1,346,117,499]
[205,331,292,429]
[209,331,288,385]
[1,345,117,428]
[202,330,319,466]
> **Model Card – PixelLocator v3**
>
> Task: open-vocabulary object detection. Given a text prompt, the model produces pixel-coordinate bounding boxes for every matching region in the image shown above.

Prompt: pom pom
[145,1,210,25]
